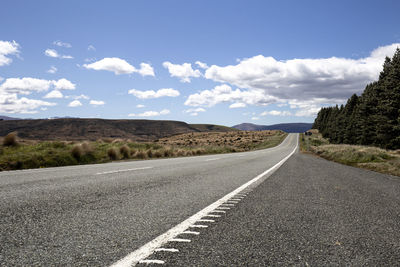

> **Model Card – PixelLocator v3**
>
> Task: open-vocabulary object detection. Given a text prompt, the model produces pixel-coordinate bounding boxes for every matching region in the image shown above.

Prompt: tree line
[313,48,400,150]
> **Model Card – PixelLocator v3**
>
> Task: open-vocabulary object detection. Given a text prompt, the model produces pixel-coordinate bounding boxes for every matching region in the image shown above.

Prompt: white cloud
[128,109,170,117]
[205,43,400,102]
[90,100,105,106]
[136,104,145,108]
[184,107,206,116]
[229,102,246,108]
[260,110,292,116]
[128,88,180,99]
[52,78,76,90]
[138,63,155,76]
[53,40,72,48]
[87,45,96,51]
[0,77,52,94]
[44,49,73,59]
[0,93,56,114]
[68,100,82,107]
[195,61,209,69]
[162,61,201,82]
[44,90,63,99]
[251,117,259,121]
[65,94,90,100]
[83,57,155,76]
[47,66,57,74]
[185,84,278,107]
[0,40,20,66]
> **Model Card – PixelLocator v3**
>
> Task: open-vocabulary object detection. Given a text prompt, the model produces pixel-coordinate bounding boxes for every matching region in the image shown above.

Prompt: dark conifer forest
[313,48,400,149]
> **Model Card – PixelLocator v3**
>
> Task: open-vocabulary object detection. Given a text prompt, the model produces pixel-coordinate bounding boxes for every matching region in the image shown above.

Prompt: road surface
[1,134,297,266]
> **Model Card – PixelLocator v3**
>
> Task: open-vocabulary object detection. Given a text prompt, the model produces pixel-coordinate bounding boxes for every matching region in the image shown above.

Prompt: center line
[205,158,221,162]
[110,134,298,267]
[95,167,153,175]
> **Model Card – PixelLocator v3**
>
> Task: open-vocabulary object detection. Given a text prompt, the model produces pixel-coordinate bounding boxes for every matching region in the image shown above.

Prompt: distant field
[300,129,400,177]
[0,130,287,171]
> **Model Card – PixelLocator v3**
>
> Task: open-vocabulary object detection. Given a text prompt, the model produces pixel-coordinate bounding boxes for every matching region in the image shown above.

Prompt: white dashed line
[155,248,179,253]
[205,158,221,162]
[221,203,235,206]
[216,206,231,210]
[210,210,226,213]
[203,214,221,218]
[138,259,165,265]
[181,231,200,235]
[189,224,208,228]
[110,135,298,267]
[197,219,215,223]
[96,167,153,175]
[169,238,191,243]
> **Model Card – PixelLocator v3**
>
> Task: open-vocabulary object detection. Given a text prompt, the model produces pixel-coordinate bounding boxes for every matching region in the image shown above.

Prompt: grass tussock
[0,130,286,171]
[300,130,400,177]
[3,132,18,147]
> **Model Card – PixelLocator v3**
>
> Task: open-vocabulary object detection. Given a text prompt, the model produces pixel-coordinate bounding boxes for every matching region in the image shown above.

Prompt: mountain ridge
[233,122,312,133]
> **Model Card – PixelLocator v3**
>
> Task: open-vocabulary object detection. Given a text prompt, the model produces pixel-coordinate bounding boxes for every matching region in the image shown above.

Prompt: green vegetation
[0,130,287,171]
[313,48,400,150]
[300,130,400,177]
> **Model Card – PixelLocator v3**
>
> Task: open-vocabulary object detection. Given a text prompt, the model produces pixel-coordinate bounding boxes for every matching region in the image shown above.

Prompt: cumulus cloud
[0,93,56,114]
[53,40,72,48]
[162,61,201,82]
[229,102,246,108]
[83,57,155,76]
[184,107,206,116]
[260,110,292,116]
[68,100,82,107]
[136,104,145,108]
[205,44,400,101]
[0,40,20,66]
[128,109,170,117]
[195,61,209,69]
[0,77,75,113]
[90,100,105,106]
[47,66,57,74]
[44,90,63,99]
[44,49,73,59]
[128,88,180,99]
[65,94,90,100]
[199,43,400,116]
[185,84,278,107]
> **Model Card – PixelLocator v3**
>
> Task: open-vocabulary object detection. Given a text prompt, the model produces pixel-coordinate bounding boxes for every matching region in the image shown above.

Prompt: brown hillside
[0,118,235,141]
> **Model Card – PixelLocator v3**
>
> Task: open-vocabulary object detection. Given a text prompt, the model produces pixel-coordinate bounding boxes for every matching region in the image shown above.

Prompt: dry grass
[300,130,400,177]
[0,130,287,171]
[3,132,18,146]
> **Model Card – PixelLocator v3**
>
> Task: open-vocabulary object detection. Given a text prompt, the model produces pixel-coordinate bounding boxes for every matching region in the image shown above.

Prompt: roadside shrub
[146,149,153,158]
[176,149,186,156]
[102,138,113,143]
[3,132,18,146]
[135,150,147,159]
[71,144,84,160]
[107,147,118,160]
[120,145,131,159]
[153,150,162,158]
[81,142,94,155]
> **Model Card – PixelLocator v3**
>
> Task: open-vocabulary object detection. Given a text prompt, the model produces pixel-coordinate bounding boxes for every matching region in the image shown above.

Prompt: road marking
[181,231,199,235]
[110,134,298,267]
[138,259,164,264]
[169,238,191,242]
[210,210,226,213]
[205,157,221,162]
[189,224,208,228]
[226,201,239,204]
[96,167,153,175]
[216,206,231,210]
[221,203,235,206]
[197,219,215,223]
[203,214,221,218]
[155,248,179,252]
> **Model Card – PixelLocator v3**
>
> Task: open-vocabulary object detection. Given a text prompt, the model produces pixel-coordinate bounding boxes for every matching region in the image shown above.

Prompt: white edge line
[96,167,153,175]
[110,134,298,267]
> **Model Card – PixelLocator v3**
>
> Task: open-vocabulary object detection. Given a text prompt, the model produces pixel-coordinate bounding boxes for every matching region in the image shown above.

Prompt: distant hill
[0,118,236,141]
[0,115,22,121]
[233,123,313,133]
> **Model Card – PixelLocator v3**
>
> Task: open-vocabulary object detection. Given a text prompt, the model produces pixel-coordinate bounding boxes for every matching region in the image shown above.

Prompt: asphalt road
[142,149,400,266]
[0,134,297,266]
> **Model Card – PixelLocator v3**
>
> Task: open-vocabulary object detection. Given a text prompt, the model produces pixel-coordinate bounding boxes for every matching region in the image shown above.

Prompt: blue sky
[1,0,400,126]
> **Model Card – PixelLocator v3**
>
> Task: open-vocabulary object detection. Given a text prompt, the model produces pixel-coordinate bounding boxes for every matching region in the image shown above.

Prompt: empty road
[1,134,297,266]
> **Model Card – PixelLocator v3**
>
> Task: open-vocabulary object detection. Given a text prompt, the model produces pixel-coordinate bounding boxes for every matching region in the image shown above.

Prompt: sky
[1,0,400,126]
